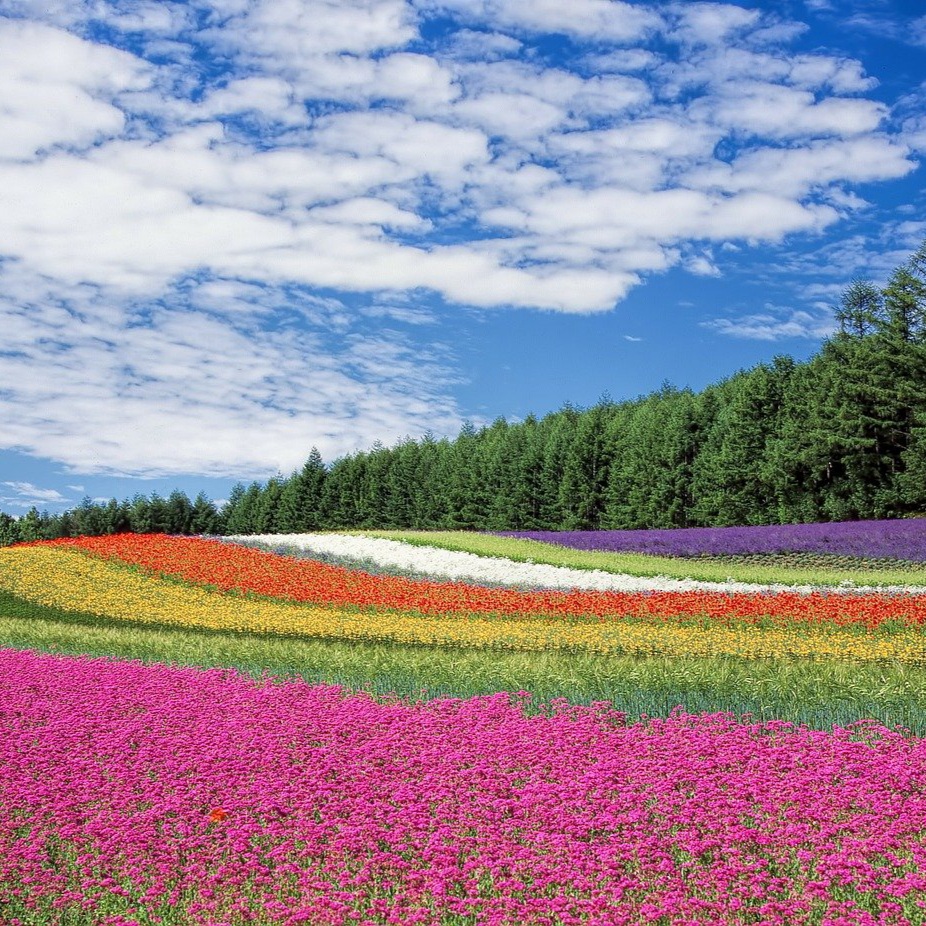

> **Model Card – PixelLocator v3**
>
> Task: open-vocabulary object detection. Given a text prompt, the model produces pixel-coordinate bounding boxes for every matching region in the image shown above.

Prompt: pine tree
[165,490,195,534]
[559,402,616,530]
[0,512,19,546]
[220,483,246,535]
[73,496,105,536]
[254,477,284,533]
[190,492,221,535]
[128,495,153,533]
[691,359,793,526]
[224,482,262,534]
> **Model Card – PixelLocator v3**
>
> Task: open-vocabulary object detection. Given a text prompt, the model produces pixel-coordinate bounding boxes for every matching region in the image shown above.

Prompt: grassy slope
[3,588,926,732]
[351,530,926,587]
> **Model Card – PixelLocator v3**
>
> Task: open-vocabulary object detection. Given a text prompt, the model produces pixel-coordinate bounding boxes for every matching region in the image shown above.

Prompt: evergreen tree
[559,401,616,530]
[321,456,364,528]
[128,494,153,533]
[411,433,448,528]
[276,447,327,532]
[190,492,221,534]
[384,439,420,528]
[0,512,19,546]
[603,386,702,528]
[165,490,195,534]
[834,279,886,337]
[73,496,105,536]
[224,482,262,534]
[147,493,170,533]
[254,477,284,533]
[536,407,579,529]
[442,423,490,529]
[14,508,48,542]
[765,356,840,522]
[55,511,76,538]
[102,498,131,534]
[691,359,793,526]
[220,483,247,535]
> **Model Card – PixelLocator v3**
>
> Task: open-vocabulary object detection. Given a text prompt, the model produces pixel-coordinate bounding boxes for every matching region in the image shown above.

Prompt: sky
[1,0,925,515]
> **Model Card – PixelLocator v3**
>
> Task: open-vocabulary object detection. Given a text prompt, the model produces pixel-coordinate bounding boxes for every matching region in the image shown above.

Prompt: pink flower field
[3,649,926,926]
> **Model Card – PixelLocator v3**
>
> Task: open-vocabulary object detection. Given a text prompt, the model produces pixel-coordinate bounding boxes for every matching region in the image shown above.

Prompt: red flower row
[31,533,926,629]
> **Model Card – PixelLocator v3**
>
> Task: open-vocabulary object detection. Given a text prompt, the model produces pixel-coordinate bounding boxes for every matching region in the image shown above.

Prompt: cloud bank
[0,0,920,476]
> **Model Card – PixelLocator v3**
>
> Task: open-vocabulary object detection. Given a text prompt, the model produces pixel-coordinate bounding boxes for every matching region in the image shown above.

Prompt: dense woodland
[3,241,926,546]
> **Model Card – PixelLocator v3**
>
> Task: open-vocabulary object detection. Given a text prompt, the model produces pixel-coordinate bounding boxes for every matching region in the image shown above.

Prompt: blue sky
[1,0,925,514]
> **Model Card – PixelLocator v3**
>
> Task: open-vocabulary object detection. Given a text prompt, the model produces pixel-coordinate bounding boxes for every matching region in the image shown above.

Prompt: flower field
[4,524,926,924]
[495,519,926,561]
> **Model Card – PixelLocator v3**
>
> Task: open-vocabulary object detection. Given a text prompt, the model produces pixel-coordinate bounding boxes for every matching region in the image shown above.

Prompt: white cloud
[1,481,70,509]
[687,136,915,198]
[197,77,305,124]
[703,307,837,340]
[913,16,926,47]
[0,20,151,159]
[0,0,921,478]
[415,0,661,42]
[584,48,659,73]
[669,2,761,46]
[445,29,521,60]
[0,272,467,477]
[686,254,722,277]
[692,81,886,139]
[204,0,417,60]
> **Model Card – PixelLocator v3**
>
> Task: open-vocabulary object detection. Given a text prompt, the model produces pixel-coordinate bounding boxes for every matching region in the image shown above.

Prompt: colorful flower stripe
[4,546,926,662]
[235,531,926,594]
[497,518,926,560]
[4,649,926,926]
[31,532,926,630]
[359,529,926,589]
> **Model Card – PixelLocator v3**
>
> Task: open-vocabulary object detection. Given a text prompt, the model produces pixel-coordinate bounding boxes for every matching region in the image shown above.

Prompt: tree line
[3,240,925,546]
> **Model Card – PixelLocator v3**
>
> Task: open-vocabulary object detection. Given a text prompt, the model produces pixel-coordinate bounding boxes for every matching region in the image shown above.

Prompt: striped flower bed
[5,541,926,660]
[14,534,926,632]
[4,528,926,923]
[230,532,926,594]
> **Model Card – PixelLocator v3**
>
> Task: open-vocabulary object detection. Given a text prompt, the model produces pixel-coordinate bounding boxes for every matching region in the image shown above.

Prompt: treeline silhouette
[3,240,925,545]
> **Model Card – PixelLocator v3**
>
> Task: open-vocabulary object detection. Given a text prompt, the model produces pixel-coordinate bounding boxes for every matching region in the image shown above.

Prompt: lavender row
[497,518,926,561]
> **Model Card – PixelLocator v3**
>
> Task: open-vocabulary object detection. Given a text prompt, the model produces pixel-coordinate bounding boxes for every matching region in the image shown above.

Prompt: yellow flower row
[3,546,926,662]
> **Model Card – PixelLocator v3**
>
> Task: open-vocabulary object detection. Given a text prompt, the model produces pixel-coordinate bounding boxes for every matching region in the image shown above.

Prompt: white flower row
[228,533,924,595]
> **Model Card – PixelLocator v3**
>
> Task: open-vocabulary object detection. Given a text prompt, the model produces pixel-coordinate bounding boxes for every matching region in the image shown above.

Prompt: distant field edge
[349,529,926,588]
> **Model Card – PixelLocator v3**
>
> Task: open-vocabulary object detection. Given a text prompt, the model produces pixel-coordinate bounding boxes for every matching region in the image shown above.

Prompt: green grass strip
[351,530,926,588]
[4,592,926,733]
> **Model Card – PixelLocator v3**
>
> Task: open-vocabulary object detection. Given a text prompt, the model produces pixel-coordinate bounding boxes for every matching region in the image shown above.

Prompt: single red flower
[208,807,229,822]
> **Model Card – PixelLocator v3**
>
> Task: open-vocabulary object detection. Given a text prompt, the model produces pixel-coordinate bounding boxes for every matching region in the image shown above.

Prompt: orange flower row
[32,533,926,629]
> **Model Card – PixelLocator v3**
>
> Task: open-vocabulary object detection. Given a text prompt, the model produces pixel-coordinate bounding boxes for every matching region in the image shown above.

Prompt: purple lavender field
[495,519,926,561]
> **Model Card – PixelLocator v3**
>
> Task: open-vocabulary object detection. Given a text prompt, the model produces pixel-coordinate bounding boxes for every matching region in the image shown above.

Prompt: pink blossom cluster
[3,649,926,926]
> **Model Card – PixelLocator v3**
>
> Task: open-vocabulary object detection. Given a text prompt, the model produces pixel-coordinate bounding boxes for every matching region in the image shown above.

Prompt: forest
[3,240,925,545]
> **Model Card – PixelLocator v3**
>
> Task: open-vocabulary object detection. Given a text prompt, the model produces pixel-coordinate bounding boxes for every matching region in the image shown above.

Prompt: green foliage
[0,512,19,546]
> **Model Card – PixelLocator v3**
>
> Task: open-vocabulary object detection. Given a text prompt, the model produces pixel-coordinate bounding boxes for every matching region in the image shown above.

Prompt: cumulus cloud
[702,307,837,341]
[0,19,151,159]
[1,482,70,510]
[0,271,466,477]
[0,0,921,476]
[414,0,662,42]
[913,16,926,47]
[669,2,761,46]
